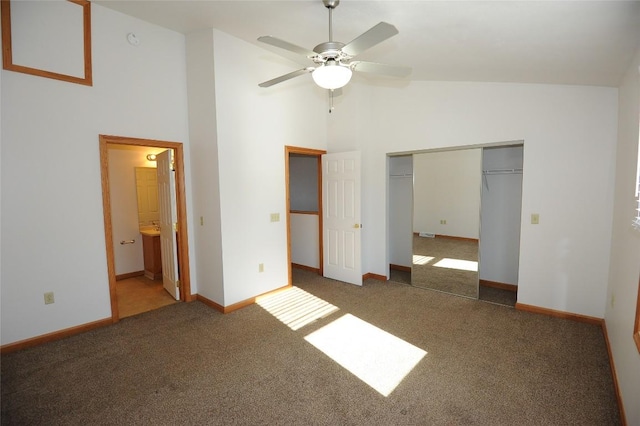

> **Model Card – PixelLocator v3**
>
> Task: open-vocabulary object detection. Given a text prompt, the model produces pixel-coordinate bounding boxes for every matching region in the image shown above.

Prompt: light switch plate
[531,213,540,225]
[270,213,280,222]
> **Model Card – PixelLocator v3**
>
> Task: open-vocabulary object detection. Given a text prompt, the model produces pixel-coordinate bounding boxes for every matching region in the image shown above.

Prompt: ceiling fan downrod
[323,0,339,42]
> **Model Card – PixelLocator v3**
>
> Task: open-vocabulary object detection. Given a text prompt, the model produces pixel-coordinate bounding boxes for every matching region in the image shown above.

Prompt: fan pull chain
[329,90,334,113]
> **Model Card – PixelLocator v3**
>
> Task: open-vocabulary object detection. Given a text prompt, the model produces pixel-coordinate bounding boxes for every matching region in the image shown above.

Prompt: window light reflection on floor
[256,286,339,331]
[412,255,435,265]
[304,314,427,397]
[432,258,478,272]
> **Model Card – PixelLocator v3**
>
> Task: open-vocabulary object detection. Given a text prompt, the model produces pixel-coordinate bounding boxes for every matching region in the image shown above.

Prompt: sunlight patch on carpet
[412,255,435,265]
[304,314,427,397]
[432,258,478,272]
[256,287,339,331]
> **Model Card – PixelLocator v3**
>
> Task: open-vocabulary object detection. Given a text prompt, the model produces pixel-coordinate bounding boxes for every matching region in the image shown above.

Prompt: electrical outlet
[44,292,55,305]
[270,213,280,222]
[531,213,540,225]
[440,219,447,225]
[259,263,264,273]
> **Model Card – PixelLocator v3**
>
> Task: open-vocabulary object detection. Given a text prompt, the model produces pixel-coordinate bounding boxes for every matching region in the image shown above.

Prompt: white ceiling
[96,0,640,87]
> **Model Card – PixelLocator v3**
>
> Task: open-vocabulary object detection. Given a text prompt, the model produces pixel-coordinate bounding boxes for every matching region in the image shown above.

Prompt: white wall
[605,47,640,425]
[388,155,412,268]
[413,149,482,239]
[11,1,85,78]
[108,149,151,275]
[0,4,193,345]
[479,146,523,285]
[185,29,225,305]
[290,213,319,269]
[210,30,328,306]
[328,80,617,319]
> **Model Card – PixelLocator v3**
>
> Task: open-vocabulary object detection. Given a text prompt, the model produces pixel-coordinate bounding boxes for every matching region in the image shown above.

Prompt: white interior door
[157,150,180,300]
[135,167,159,226]
[322,151,362,286]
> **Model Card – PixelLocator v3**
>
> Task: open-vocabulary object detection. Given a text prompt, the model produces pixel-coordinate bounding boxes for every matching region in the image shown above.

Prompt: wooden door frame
[285,146,326,285]
[99,134,192,322]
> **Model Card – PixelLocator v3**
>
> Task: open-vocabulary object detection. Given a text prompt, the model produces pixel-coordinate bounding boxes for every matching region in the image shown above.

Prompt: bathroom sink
[140,227,161,237]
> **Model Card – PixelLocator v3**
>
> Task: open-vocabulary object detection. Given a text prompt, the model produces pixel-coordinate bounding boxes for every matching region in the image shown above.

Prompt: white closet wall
[479,146,524,286]
[388,156,413,268]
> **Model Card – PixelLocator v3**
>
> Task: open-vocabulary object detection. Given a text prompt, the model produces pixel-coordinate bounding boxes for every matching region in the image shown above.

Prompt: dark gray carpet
[1,269,620,425]
[389,268,411,285]
[479,285,518,307]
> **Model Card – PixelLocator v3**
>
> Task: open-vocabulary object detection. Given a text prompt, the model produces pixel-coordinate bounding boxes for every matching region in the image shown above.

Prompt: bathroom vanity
[140,228,162,280]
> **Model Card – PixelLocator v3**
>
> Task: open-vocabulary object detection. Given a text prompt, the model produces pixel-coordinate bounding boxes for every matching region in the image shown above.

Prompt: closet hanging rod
[389,173,413,178]
[483,168,523,175]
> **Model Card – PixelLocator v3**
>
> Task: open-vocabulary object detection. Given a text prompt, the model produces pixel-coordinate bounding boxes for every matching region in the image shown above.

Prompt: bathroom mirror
[411,149,481,299]
[135,167,160,229]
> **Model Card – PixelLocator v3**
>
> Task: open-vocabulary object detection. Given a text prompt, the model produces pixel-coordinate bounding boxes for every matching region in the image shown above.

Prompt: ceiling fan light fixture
[312,62,352,90]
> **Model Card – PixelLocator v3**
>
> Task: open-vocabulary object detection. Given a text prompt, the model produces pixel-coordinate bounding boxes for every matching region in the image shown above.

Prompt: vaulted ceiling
[96,0,640,87]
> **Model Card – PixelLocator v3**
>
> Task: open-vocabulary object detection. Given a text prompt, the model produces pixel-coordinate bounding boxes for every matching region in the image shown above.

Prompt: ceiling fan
[257,0,411,94]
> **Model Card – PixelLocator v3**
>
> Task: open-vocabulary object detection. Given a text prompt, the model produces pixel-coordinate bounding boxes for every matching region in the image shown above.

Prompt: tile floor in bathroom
[116,275,178,318]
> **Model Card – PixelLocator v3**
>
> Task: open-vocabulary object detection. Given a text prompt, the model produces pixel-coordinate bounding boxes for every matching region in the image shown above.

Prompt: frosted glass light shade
[312,63,352,90]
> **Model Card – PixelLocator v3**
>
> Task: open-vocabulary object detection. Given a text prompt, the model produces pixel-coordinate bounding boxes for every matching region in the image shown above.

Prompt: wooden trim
[1,0,92,86]
[390,264,411,272]
[291,263,320,274]
[100,135,194,324]
[317,154,323,276]
[602,320,628,426]
[290,210,319,215]
[413,232,479,243]
[197,284,292,314]
[479,279,518,293]
[634,277,640,354]
[515,303,603,325]
[115,271,144,281]
[284,146,326,287]
[1,1,12,71]
[172,144,193,302]
[287,146,327,156]
[363,272,387,281]
[0,317,112,354]
[99,137,119,321]
[285,147,292,287]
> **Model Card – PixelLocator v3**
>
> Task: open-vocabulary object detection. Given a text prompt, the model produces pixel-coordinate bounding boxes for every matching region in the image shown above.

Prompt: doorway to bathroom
[99,134,192,321]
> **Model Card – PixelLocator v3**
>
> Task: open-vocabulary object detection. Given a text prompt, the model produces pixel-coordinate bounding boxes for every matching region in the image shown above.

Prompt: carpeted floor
[1,269,620,425]
[479,285,518,307]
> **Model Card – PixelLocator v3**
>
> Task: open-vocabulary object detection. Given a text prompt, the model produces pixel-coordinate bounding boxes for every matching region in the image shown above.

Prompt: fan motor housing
[313,41,347,60]
[322,0,340,9]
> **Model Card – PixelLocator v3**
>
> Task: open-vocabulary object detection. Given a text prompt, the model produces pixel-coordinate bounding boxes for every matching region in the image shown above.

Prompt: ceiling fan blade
[342,22,399,57]
[350,61,411,78]
[258,68,314,88]
[257,36,317,59]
